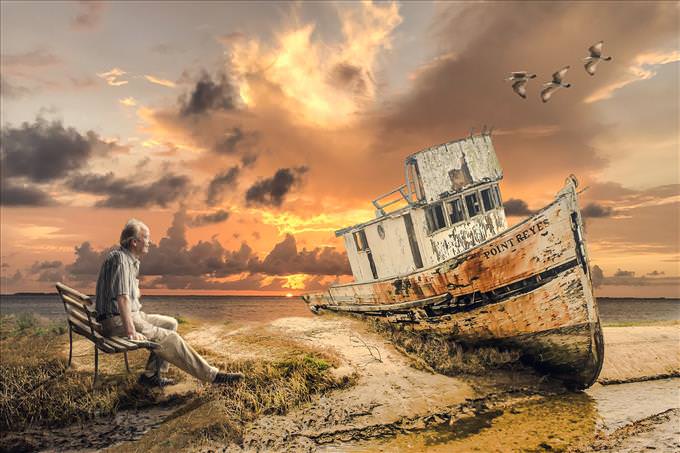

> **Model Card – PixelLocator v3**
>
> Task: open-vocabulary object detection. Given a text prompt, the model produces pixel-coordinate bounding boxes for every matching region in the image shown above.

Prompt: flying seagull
[540,66,571,103]
[584,40,613,75]
[506,71,536,99]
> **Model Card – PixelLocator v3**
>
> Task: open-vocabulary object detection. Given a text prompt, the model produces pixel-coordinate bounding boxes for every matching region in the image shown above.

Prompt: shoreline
[1,314,678,452]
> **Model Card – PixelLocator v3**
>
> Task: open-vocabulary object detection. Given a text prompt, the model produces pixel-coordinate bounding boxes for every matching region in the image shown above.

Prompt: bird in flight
[584,40,613,75]
[540,66,572,103]
[506,71,537,99]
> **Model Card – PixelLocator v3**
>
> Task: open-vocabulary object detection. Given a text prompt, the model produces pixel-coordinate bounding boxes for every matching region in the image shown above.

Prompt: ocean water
[0,294,677,325]
[0,294,313,324]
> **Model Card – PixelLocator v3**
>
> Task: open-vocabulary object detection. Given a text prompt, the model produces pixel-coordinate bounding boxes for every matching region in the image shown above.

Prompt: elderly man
[95,218,242,387]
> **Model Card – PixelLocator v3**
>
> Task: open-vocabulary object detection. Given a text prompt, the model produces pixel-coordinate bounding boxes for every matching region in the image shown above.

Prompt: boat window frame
[445,196,467,225]
[480,186,495,212]
[493,184,503,208]
[425,201,447,234]
[464,191,482,218]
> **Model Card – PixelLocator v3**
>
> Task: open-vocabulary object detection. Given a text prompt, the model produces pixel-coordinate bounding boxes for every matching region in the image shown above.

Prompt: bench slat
[69,318,128,353]
[104,335,141,351]
[56,282,92,304]
[61,293,92,314]
[70,322,118,353]
[58,283,159,355]
[65,306,104,335]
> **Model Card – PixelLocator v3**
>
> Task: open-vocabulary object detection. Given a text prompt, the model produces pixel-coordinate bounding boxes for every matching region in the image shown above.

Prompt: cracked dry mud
[189,314,537,452]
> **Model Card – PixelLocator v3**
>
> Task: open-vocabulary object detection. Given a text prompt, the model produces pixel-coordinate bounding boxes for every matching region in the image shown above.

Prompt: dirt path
[234,316,475,451]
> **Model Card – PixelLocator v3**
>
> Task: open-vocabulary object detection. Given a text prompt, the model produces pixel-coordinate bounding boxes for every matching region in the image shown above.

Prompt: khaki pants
[102,311,218,382]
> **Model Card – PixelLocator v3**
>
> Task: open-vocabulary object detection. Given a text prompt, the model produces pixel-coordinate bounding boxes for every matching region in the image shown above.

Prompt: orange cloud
[119,96,137,107]
[227,1,402,127]
[97,67,128,86]
[144,74,176,88]
[584,50,680,103]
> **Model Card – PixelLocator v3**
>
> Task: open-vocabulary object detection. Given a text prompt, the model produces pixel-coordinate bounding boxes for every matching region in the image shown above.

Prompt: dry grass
[108,341,355,451]
[369,319,522,375]
[2,314,355,451]
[0,314,165,432]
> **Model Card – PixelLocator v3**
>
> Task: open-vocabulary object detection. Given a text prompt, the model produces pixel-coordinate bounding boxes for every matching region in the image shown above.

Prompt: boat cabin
[337,133,508,283]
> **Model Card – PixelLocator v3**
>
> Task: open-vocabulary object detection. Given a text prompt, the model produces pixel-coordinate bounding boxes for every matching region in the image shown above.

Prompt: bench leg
[67,326,73,368]
[124,351,131,373]
[93,345,99,387]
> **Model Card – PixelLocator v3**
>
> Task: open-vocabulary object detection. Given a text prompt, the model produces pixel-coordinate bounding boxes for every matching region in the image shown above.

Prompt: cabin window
[481,187,495,211]
[465,192,481,217]
[446,198,466,224]
[425,202,447,233]
[353,230,369,251]
[493,185,503,207]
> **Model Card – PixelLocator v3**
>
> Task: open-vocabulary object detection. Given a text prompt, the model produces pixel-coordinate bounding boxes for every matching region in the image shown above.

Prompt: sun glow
[257,209,374,235]
[226,1,402,127]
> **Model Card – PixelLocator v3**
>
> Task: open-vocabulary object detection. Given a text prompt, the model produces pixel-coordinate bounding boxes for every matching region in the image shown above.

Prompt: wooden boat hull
[303,179,604,389]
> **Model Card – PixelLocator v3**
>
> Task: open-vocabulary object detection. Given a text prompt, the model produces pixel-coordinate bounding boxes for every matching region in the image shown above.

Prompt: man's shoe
[138,373,176,388]
[213,372,244,385]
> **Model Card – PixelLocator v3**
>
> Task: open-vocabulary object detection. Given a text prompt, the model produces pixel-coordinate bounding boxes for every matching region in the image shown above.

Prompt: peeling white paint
[413,135,502,203]
[343,134,507,284]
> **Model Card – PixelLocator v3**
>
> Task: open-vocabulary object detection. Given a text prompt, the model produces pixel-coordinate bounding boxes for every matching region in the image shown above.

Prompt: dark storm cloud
[592,265,680,288]
[614,269,635,278]
[66,172,191,208]
[241,153,258,167]
[213,127,259,154]
[253,234,351,276]
[1,118,125,182]
[29,260,63,274]
[245,166,309,207]
[591,265,604,288]
[206,166,240,206]
[582,202,615,218]
[72,1,105,30]
[190,209,230,227]
[66,210,350,290]
[0,179,55,206]
[502,198,535,217]
[374,2,678,187]
[0,270,23,288]
[27,260,66,284]
[180,72,236,116]
[328,62,368,96]
[140,210,257,278]
[66,242,109,277]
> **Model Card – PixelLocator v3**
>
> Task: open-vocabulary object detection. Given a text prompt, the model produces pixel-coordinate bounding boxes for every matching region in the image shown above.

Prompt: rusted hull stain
[304,183,604,388]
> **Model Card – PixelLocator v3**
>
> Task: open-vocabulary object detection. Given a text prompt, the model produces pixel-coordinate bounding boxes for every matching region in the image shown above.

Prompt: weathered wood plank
[56,282,92,304]
[325,293,451,313]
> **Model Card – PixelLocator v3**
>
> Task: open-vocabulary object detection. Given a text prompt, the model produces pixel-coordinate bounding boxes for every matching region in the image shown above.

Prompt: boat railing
[371,184,413,217]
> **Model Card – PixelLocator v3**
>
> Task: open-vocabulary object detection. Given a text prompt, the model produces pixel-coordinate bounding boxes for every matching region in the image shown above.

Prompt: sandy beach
[117,315,679,451]
[1,310,678,452]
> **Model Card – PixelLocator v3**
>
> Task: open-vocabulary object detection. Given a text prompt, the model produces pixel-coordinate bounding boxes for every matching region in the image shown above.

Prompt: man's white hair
[120,218,149,249]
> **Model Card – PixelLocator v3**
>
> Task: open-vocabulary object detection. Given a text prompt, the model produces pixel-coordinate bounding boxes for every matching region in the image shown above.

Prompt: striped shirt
[95,246,142,318]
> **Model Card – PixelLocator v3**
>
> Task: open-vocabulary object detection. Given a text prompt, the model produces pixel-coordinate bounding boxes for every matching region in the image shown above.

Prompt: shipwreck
[303,132,604,389]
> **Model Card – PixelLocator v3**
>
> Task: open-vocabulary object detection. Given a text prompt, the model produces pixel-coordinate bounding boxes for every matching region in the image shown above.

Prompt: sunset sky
[1,1,678,298]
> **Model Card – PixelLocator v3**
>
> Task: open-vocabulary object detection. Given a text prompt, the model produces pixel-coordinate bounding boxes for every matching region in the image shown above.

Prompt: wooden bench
[56,282,159,385]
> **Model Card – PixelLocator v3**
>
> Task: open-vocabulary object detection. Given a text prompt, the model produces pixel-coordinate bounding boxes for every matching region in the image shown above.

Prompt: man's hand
[127,332,147,341]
